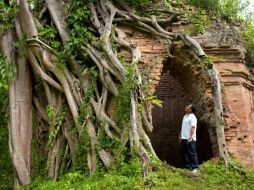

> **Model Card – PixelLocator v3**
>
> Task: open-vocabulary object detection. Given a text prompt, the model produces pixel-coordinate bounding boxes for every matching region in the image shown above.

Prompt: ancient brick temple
[119,18,254,168]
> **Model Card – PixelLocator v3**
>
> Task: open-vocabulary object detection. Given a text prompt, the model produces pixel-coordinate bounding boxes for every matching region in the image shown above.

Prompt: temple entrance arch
[149,44,217,167]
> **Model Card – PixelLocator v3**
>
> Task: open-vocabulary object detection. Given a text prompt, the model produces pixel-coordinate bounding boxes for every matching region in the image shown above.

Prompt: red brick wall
[118,25,169,95]
[119,24,218,163]
[150,65,213,167]
[205,48,254,167]
[119,22,254,167]
[150,68,189,167]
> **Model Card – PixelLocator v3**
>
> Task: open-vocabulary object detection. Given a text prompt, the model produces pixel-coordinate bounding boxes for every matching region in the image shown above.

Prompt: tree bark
[0,0,230,187]
[1,30,33,186]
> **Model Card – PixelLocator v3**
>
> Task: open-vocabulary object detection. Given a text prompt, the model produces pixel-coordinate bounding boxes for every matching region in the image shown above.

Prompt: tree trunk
[0,0,230,187]
[0,30,33,186]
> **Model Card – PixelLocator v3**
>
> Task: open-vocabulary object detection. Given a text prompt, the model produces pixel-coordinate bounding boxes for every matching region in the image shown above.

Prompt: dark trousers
[181,139,199,169]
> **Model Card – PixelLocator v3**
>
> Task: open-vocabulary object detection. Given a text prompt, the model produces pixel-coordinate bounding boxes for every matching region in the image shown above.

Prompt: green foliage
[46,105,66,148]
[0,77,12,189]
[185,0,249,23]
[79,67,98,124]
[203,55,225,69]
[163,0,173,10]
[14,35,27,57]
[38,25,61,51]
[27,0,45,15]
[116,64,137,126]
[0,0,18,33]
[115,157,142,176]
[143,95,162,107]
[48,108,66,147]
[31,109,45,178]
[67,1,93,44]
[242,23,254,67]
[185,0,254,67]
[0,54,8,90]
[187,9,211,34]
[112,0,151,10]
[46,105,55,122]
[0,53,15,89]
[76,124,90,172]
[27,159,254,190]
[96,126,121,170]
[0,123,13,190]
[220,0,240,22]
[206,55,224,63]
[185,0,221,14]
[65,0,95,68]
[97,126,118,151]
[38,25,68,68]
[27,159,143,190]
[76,67,98,172]
[200,160,254,189]
[0,89,8,125]
[146,160,254,189]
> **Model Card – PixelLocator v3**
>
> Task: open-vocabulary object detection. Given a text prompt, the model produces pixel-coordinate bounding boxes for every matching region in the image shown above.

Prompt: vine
[38,26,67,69]
[38,26,61,51]
[78,67,98,124]
[46,105,55,123]
[77,129,89,171]
[116,64,137,127]
[0,0,231,186]
[0,54,7,90]
[48,108,66,147]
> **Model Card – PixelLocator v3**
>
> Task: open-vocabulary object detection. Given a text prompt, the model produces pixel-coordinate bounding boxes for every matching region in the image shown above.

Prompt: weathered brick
[118,23,254,168]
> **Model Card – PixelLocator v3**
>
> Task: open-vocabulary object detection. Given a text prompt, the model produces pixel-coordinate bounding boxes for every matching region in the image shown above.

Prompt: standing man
[179,104,199,173]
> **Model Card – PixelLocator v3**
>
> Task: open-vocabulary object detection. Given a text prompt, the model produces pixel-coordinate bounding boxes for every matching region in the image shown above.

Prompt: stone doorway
[149,62,213,168]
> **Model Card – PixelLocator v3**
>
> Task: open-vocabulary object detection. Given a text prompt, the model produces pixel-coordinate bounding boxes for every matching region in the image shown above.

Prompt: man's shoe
[192,168,200,173]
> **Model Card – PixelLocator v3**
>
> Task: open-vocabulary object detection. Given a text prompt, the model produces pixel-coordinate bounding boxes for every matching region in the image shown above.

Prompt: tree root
[0,0,229,186]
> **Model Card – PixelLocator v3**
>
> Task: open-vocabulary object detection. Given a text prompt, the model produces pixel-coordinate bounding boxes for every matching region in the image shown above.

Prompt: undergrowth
[0,67,12,189]
[26,159,254,190]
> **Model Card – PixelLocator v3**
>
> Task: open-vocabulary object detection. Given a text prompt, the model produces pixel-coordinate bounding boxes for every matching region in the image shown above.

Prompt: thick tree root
[0,0,229,187]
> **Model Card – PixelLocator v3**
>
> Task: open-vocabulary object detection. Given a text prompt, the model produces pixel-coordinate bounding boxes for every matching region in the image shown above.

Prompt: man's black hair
[191,104,197,113]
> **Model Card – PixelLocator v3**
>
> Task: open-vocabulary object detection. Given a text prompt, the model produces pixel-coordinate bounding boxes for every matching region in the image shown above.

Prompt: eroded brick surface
[118,21,254,167]
[206,48,254,167]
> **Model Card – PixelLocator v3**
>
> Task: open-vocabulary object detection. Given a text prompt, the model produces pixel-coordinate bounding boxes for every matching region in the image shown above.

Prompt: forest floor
[26,158,254,190]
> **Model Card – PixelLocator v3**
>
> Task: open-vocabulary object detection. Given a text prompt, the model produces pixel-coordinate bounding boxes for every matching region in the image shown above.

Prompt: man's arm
[188,126,195,143]
[188,115,197,143]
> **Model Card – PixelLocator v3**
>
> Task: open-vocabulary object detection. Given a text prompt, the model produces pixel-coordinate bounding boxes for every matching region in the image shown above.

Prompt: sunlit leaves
[0,55,8,90]
[187,9,211,34]
[0,1,18,33]
[112,0,151,9]
[38,26,61,51]
[68,2,93,41]
[48,108,66,147]
[242,23,254,67]
[116,64,137,125]
[185,0,251,23]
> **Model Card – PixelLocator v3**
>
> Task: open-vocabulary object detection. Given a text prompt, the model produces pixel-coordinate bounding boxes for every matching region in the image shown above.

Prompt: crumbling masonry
[119,19,254,167]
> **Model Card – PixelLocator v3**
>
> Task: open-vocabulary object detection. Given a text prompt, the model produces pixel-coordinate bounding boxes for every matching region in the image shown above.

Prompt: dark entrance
[149,65,213,168]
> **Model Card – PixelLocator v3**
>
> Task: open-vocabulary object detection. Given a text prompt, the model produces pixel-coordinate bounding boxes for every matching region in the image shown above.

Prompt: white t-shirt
[181,113,197,141]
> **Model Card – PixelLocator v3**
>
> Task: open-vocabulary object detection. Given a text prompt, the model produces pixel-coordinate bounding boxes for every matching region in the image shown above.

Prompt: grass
[26,158,254,190]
